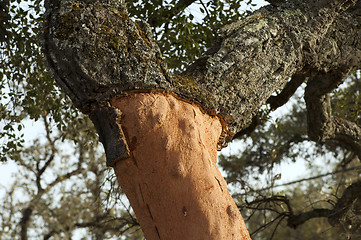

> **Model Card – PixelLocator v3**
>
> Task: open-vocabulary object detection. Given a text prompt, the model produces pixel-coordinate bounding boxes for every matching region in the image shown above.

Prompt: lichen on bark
[43,0,361,159]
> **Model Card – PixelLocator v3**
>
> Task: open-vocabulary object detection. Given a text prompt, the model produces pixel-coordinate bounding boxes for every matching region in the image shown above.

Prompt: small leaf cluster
[1,0,91,162]
[332,71,361,124]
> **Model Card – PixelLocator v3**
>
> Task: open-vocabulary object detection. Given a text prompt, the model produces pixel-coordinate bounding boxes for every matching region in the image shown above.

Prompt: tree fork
[43,0,360,239]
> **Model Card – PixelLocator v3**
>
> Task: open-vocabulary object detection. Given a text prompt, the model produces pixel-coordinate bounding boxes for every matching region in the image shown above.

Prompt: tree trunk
[42,0,361,239]
[110,92,250,239]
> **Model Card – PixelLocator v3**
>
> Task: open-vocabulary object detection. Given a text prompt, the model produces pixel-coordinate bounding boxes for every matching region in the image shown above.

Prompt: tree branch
[232,113,262,139]
[251,214,286,238]
[181,0,360,144]
[286,180,361,231]
[241,179,361,231]
[328,180,361,231]
[287,208,333,228]
[305,71,361,159]
[235,165,361,195]
[267,74,306,111]
[43,229,58,240]
[19,148,85,239]
[43,0,361,163]
[20,207,33,240]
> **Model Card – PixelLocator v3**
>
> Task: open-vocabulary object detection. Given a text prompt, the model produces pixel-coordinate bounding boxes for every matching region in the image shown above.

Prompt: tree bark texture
[42,0,361,239]
[43,0,361,150]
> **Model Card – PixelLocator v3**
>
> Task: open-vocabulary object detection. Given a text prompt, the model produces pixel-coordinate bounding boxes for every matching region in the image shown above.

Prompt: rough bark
[42,0,361,239]
[305,71,361,159]
[43,0,361,150]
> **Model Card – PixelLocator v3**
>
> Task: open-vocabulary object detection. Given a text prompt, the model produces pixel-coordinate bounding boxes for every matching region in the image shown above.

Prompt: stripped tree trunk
[110,93,250,239]
[43,0,361,239]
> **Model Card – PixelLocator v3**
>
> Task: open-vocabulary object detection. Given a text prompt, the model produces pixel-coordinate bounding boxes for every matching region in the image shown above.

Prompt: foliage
[0,116,142,239]
[0,0,80,162]
[332,71,361,124]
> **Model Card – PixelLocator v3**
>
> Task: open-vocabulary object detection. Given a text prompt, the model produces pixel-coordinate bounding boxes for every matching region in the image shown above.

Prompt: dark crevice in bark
[155,226,161,240]
[232,114,261,140]
[267,74,306,111]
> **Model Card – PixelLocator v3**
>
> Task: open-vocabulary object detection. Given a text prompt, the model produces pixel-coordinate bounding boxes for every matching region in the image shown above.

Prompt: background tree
[1,0,360,239]
[220,72,361,239]
[0,115,143,239]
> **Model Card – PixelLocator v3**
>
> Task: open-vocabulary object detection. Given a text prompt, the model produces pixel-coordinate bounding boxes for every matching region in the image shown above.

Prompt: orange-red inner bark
[111,93,251,240]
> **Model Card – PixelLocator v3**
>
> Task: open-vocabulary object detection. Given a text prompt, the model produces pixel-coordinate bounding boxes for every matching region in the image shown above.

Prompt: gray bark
[42,0,361,164]
[305,71,361,159]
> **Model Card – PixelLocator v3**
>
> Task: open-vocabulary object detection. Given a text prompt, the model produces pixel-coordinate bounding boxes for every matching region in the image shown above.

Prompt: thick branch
[183,0,360,143]
[305,71,361,159]
[43,0,361,155]
[286,180,361,230]
[241,179,361,231]
[287,208,332,228]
